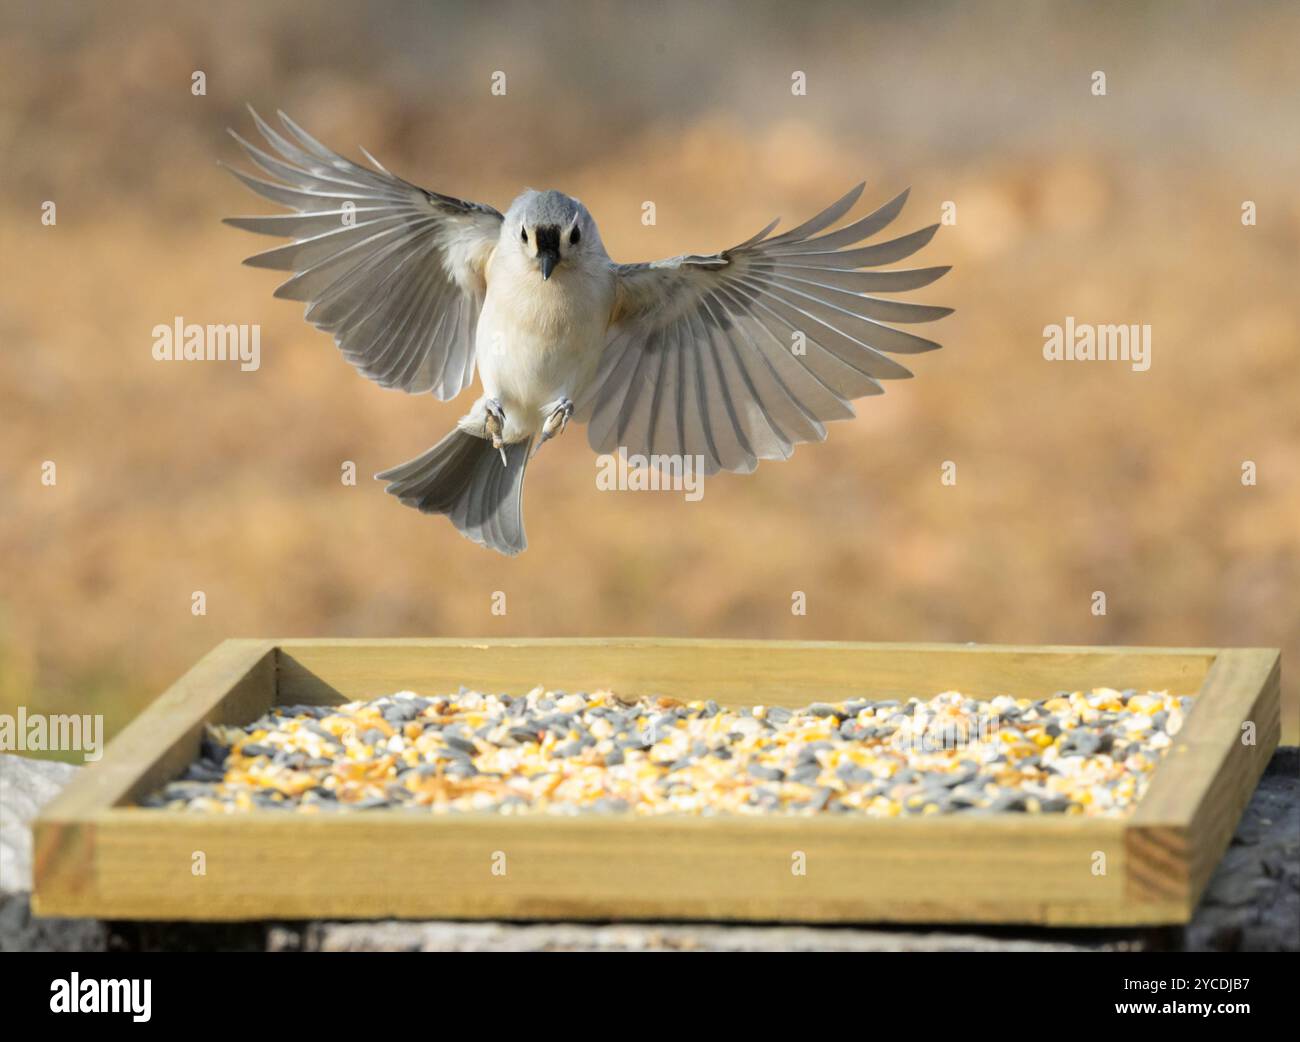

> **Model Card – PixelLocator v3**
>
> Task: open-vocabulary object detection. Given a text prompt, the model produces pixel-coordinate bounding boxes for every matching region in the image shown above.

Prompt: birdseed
[137,687,1191,817]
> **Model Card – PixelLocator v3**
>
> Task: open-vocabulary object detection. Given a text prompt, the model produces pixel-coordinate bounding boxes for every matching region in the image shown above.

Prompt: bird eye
[569,226,581,246]
[521,227,528,243]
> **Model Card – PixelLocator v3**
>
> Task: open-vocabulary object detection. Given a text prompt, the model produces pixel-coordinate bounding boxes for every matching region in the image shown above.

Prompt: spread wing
[581,184,951,473]
[223,108,501,399]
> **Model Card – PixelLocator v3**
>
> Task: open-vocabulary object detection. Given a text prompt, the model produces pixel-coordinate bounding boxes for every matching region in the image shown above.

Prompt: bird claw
[539,398,574,446]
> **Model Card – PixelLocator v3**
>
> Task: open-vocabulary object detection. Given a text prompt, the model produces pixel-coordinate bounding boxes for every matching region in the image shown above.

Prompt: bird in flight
[224,110,952,555]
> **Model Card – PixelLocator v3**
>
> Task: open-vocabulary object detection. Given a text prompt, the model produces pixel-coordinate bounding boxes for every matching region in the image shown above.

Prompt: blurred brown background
[2,0,1297,747]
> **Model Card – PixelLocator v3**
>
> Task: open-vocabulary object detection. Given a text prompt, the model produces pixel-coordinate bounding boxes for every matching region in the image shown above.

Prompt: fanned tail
[376,428,533,556]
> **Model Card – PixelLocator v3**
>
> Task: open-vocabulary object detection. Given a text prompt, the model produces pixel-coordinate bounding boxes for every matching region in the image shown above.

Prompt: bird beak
[539,249,559,281]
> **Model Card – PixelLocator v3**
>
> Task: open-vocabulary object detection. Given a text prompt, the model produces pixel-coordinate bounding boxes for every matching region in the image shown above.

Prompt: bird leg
[538,397,574,448]
[483,397,508,466]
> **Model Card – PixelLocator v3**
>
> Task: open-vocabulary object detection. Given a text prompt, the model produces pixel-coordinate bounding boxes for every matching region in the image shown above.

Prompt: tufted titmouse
[225,109,951,555]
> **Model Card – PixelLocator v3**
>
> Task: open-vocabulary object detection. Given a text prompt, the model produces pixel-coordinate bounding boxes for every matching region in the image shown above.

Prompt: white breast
[476,251,615,440]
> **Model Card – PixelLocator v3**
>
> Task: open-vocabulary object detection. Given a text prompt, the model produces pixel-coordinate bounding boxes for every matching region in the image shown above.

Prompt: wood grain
[276,638,1217,706]
[1127,648,1281,911]
[63,809,1136,924]
[32,640,274,914]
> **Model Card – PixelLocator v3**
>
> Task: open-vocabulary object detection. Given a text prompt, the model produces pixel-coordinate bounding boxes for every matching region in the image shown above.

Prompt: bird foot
[484,398,508,465]
[539,398,574,447]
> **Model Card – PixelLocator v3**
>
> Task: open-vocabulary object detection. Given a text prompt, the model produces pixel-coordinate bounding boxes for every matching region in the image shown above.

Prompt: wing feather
[223,109,501,400]
[586,186,949,471]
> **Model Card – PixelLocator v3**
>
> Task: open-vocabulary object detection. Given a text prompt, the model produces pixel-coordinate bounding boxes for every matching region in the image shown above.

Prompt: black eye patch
[569,226,581,246]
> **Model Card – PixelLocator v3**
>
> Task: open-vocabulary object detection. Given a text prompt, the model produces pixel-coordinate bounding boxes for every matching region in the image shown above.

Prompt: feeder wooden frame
[32,638,1280,925]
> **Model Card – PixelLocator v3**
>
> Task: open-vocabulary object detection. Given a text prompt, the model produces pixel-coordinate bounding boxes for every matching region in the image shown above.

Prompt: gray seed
[940,767,978,788]
[199,735,230,763]
[1059,731,1100,756]
[183,763,225,783]
[791,764,822,785]
[443,734,478,755]
[303,721,342,745]
[164,781,218,798]
[382,703,420,724]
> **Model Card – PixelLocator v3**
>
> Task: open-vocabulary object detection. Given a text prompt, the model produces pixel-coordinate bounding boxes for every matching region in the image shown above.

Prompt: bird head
[509,189,591,280]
